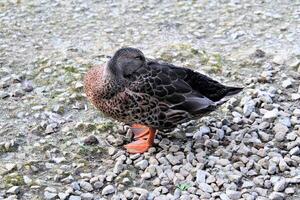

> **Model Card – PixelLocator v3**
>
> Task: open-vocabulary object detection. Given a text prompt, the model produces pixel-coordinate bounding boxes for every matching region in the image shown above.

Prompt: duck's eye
[134,55,143,60]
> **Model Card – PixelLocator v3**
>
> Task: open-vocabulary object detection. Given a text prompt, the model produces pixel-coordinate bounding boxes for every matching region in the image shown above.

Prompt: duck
[84,47,243,154]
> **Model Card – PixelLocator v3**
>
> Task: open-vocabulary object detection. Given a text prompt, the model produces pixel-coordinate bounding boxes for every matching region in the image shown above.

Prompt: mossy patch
[77,145,107,157]
[3,173,25,187]
[176,183,191,191]
[115,170,133,184]
[157,43,223,73]
[64,66,78,73]
[0,143,18,154]
[97,121,116,132]
[75,122,97,132]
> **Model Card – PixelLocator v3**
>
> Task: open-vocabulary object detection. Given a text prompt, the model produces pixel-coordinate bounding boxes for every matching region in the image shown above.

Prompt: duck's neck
[100,66,125,99]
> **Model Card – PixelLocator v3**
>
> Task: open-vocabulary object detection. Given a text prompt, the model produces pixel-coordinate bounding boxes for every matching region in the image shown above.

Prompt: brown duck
[84,47,242,154]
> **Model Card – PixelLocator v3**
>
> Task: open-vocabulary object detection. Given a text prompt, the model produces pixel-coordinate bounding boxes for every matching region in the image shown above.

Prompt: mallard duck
[84,47,242,153]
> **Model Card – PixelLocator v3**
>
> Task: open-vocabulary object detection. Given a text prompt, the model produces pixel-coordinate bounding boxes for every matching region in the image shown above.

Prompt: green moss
[4,173,25,187]
[0,144,18,154]
[76,123,97,132]
[176,183,191,191]
[77,145,107,157]
[115,170,132,183]
[199,50,210,65]
[202,53,223,74]
[64,66,78,73]
[97,121,115,132]
[158,43,212,69]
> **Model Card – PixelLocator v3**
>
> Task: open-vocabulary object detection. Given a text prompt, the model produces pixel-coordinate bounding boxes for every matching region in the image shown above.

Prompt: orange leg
[124,124,156,154]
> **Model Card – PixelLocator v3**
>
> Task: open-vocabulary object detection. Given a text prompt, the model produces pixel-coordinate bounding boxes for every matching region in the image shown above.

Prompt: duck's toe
[124,124,156,154]
[131,124,150,140]
[124,140,151,154]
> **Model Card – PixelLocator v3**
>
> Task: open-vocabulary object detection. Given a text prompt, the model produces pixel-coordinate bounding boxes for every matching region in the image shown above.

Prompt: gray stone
[31,105,44,111]
[278,117,291,127]
[131,187,148,195]
[113,160,124,174]
[135,160,149,170]
[241,181,255,188]
[262,109,278,120]
[52,156,66,164]
[286,132,297,140]
[243,99,255,117]
[226,190,241,200]
[196,170,207,184]
[45,187,57,193]
[81,193,94,200]
[273,179,286,192]
[69,195,81,200]
[138,193,148,200]
[258,122,270,130]
[282,79,292,88]
[108,147,117,156]
[258,131,271,142]
[124,190,133,199]
[145,165,156,177]
[94,181,104,189]
[255,187,268,196]
[269,192,285,200]
[293,108,300,117]
[23,175,33,185]
[141,172,152,179]
[102,185,115,195]
[206,175,216,184]
[58,192,69,200]
[169,145,180,152]
[198,183,213,193]
[273,123,289,141]
[284,187,295,194]
[193,126,210,139]
[289,146,300,155]
[217,159,230,166]
[220,193,230,200]
[83,135,99,145]
[268,163,277,174]
[80,173,92,179]
[45,124,56,134]
[287,176,300,184]
[166,154,181,165]
[0,91,9,99]
[278,159,288,171]
[5,163,16,172]
[273,54,286,65]
[291,93,300,100]
[22,80,33,92]
[44,191,57,200]
[71,182,80,191]
[79,181,93,192]
[52,104,64,114]
[7,186,20,194]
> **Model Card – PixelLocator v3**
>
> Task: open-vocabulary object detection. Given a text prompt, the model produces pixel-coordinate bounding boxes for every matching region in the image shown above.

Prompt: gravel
[273,123,289,141]
[6,186,20,194]
[44,191,58,200]
[1,0,300,199]
[102,185,115,195]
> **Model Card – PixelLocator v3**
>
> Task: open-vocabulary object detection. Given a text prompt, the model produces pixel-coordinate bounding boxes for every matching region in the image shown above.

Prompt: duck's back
[126,61,242,127]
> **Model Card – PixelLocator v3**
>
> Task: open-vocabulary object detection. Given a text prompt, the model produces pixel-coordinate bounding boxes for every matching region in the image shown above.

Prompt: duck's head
[107,47,146,79]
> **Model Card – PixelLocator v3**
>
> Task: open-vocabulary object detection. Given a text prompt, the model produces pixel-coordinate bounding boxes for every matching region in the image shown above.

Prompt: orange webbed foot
[124,124,156,154]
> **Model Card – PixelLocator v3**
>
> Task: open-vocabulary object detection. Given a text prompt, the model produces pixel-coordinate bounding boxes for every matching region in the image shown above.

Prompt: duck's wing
[127,61,228,117]
[179,65,243,101]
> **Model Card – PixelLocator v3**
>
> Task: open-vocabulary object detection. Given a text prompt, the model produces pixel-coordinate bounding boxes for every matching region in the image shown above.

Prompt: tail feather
[225,86,243,96]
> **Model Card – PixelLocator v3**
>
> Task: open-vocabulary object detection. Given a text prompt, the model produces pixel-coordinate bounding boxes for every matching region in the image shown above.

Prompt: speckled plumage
[84,47,242,131]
